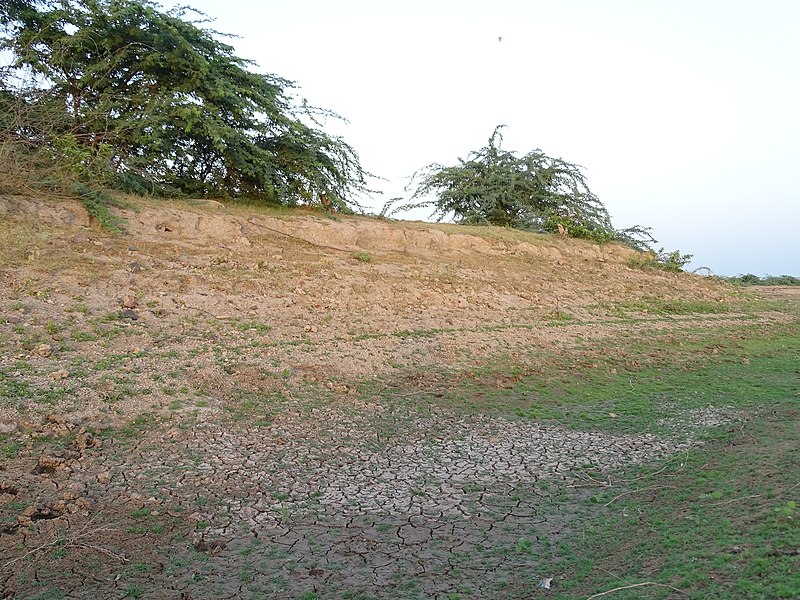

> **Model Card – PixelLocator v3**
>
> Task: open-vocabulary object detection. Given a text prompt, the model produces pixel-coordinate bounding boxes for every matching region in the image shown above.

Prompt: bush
[628,249,693,273]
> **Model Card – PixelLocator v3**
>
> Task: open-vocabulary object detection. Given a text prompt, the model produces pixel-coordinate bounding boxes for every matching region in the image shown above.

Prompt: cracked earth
[3,403,731,599]
[0,196,771,598]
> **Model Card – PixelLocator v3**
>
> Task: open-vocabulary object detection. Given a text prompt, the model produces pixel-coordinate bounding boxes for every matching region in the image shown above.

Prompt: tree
[0,0,369,209]
[400,126,655,248]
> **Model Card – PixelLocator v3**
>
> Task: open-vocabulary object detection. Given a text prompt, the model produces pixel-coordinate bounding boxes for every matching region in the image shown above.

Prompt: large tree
[0,0,368,209]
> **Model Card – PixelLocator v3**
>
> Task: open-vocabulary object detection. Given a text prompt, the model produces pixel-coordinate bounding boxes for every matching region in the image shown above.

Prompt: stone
[34,344,53,358]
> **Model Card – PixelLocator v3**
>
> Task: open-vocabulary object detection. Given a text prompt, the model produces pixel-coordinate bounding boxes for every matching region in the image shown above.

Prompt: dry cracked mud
[2,403,732,599]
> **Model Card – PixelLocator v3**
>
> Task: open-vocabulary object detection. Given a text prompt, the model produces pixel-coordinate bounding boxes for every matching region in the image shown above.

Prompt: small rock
[75,431,97,451]
[0,421,18,435]
[34,454,65,474]
[72,233,89,244]
[121,309,138,320]
[74,497,92,510]
[97,471,112,485]
[49,369,69,381]
[608,413,618,419]
[122,294,137,309]
[34,344,53,358]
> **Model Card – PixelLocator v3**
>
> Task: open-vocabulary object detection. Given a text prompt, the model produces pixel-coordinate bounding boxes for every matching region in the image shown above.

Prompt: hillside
[1,195,796,599]
[0,195,741,422]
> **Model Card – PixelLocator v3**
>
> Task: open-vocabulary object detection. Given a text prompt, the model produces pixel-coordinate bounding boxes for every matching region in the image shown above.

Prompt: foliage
[724,273,800,286]
[627,248,693,273]
[0,0,369,210]
[69,181,132,231]
[398,126,656,249]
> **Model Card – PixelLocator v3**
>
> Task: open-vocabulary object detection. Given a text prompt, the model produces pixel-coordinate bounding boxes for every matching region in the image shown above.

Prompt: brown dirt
[0,195,784,599]
[751,285,800,299]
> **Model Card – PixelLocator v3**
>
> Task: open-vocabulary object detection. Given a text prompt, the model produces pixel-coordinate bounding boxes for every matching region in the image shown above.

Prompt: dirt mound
[0,192,743,422]
[115,197,636,263]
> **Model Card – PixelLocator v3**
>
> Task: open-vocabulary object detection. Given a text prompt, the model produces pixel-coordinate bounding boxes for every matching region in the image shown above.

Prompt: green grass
[360,312,799,599]
[351,251,372,263]
[1,438,22,459]
[544,400,800,599]
[362,320,799,435]
[0,370,33,399]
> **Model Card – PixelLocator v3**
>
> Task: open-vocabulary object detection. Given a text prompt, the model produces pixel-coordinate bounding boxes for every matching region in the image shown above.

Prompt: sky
[165,0,799,276]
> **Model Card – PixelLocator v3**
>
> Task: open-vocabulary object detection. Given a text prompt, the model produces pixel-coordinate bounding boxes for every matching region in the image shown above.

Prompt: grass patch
[1,438,22,459]
[364,320,800,434]
[351,251,372,263]
[543,400,800,599]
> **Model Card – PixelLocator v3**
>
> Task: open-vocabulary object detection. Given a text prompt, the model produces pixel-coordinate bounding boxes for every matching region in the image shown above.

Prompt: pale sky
[167,0,799,276]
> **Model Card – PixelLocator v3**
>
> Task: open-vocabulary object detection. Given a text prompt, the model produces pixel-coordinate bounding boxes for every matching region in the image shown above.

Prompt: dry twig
[585,581,689,599]
[2,514,126,569]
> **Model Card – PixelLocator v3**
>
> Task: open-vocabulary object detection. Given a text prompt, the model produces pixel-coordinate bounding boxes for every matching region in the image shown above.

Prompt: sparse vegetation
[725,273,800,286]
[627,247,694,273]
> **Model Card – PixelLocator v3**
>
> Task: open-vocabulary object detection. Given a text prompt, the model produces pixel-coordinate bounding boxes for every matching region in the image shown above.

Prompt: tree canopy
[0,0,369,209]
[401,126,655,249]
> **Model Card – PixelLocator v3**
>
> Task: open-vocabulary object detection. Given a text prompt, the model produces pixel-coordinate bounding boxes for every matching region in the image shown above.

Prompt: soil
[0,195,786,599]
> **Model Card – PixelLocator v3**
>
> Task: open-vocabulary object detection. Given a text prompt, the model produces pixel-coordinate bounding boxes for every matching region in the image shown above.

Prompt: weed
[351,251,372,263]
[0,370,31,399]
[234,320,272,334]
[117,413,158,439]
[1,440,22,459]
[64,303,89,314]
[601,297,731,317]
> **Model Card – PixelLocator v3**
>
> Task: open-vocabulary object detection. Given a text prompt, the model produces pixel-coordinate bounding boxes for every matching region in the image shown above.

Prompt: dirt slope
[0,194,738,421]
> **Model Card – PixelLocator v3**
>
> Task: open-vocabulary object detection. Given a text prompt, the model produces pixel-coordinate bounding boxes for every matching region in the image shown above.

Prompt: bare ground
[0,195,786,599]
